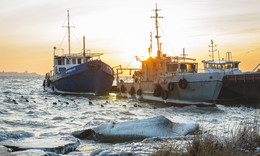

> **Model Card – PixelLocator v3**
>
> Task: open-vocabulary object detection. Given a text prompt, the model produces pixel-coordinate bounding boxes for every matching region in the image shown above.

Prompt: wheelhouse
[53,51,103,74]
[202,60,240,73]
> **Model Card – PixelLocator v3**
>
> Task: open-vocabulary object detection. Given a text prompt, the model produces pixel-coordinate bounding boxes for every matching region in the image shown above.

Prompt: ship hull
[117,73,223,107]
[45,60,114,95]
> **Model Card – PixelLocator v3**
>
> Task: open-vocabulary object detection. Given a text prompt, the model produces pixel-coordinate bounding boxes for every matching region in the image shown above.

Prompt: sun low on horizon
[0,0,259,75]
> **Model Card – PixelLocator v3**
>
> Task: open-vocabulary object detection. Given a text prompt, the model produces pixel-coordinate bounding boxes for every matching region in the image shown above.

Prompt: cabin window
[180,64,187,73]
[190,64,197,72]
[167,64,178,72]
[59,67,66,73]
[58,59,62,65]
[221,64,225,69]
[78,58,82,64]
[226,63,231,69]
[184,64,197,73]
[72,58,76,64]
[66,58,70,64]
[217,64,221,69]
[234,63,238,68]
[204,63,208,69]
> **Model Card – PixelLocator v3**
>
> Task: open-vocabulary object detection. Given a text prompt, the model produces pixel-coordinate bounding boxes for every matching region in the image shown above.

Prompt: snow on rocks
[0,134,80,154]
[73,116,199,142]
[0,146,12,156]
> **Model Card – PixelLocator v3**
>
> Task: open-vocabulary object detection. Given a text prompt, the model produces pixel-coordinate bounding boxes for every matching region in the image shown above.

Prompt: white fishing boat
[202,40,242,75]
[115,5,223,107]
[201,40,260,102]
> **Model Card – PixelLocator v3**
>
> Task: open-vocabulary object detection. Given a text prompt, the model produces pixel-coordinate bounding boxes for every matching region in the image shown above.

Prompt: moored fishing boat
[43,11,114,95]
[202,40,242,75]
[202,41,259,102]
[115,5,223,107]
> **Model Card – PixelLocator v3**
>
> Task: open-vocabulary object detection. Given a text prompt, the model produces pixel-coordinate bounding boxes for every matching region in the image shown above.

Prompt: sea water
[0,75,259,155]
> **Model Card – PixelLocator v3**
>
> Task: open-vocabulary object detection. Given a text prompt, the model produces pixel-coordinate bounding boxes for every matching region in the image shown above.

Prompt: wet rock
[72,129,96,140]
[122,105,126,107]
[134,104,138,107]
[12,100,17,104]
[101,104,104,107]
[53,102,57,105]
[25,99,29,102]
[73,116,199,143]
[0,135,80,154]
[89,101,92,105]
[65,102,69,105]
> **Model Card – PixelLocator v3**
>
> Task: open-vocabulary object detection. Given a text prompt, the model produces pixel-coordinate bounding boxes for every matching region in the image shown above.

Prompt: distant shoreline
[0,71,42,77]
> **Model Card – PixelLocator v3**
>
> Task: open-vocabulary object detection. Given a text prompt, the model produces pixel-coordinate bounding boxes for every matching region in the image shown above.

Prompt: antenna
[151,3,163,58]
[62,10,75,56]
[208,40,217,60]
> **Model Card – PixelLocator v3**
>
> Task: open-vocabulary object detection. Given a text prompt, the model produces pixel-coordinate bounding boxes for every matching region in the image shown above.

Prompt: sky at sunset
[0,0,259,75]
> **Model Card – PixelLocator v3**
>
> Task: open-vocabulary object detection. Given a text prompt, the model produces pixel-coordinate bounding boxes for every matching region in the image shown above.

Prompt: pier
[220,72,260,101]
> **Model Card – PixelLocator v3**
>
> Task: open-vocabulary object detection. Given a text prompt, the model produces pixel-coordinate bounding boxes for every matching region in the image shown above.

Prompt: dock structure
[221,72,260,101]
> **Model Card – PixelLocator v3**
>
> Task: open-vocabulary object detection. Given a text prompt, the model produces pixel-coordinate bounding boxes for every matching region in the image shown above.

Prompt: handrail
[251,63,260,72]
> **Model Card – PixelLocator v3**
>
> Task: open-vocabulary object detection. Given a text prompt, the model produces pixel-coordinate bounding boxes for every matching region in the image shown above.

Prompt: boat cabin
[141,56,198,81]
[53,52,103,74]
[202,60,241,74]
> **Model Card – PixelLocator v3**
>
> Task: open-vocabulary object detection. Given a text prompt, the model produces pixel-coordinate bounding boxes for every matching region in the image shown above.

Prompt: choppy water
[0,75,259,155]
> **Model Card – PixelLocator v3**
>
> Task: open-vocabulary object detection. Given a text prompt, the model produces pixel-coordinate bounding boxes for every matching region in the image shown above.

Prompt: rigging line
[158,22,176,56]
[235,47,260,60]
[71,30,83,48]
[121,56,138,82]
[126,56,136,68]
[58,29,68,49]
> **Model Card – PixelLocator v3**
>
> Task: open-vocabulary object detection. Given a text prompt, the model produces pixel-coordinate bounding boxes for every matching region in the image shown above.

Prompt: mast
[208,40,217,61]
[148,32,152,58]
[83,36,86,56]
[151,3,163,58]
[63,10,75,56]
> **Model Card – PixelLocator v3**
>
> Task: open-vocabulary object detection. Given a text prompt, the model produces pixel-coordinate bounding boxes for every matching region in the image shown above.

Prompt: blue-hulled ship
[43,11,114,95]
